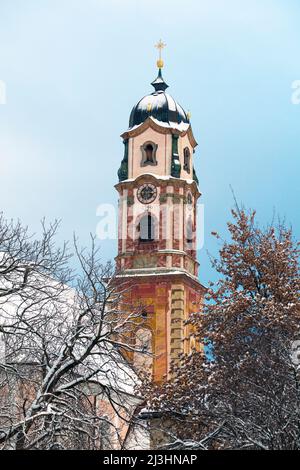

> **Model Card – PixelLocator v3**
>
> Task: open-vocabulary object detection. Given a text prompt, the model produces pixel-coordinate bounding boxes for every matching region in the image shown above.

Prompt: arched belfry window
[141,141,158,166]
[183,147,191,173]
[138,213,155,242]
[145,144,154,162]
[186,217,193,245]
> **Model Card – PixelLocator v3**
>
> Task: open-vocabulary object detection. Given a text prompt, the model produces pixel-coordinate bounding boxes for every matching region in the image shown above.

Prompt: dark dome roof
[129,69,190,129]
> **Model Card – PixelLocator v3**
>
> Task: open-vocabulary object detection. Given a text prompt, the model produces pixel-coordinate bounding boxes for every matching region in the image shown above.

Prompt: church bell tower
[116,42,204,381]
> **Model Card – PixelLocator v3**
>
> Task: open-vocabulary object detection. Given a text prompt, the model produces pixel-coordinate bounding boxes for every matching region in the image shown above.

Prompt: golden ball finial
[157,58,164,69]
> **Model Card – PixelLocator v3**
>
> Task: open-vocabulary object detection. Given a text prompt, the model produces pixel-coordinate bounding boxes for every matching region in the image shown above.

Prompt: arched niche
[133,327,153,376]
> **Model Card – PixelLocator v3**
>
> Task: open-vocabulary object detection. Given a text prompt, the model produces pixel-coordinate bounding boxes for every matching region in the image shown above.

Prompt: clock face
[137,183,157,204]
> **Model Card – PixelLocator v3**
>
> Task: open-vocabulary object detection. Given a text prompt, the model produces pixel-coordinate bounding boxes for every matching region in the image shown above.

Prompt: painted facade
[116,60,205,382]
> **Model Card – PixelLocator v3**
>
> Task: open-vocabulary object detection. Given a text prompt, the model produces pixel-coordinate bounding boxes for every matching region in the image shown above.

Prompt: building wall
[115,176,200,278]
[122,275,203,382]
[129,128,172,179]
[178,132,194,180]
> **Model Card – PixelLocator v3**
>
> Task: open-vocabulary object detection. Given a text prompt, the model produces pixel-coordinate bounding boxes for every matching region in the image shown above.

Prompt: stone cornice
[115,173,201,198]
[115,269,206,293]
[120,117,198,149]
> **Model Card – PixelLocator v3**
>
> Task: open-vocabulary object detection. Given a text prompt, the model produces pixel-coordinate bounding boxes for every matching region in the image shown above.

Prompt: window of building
[140,141,158,166]
[186,192,193,205]
[145,144,154,162]
[183,147,191,173]
[186,217,193,245]
[133,328,153,376]
[138,214,155,242]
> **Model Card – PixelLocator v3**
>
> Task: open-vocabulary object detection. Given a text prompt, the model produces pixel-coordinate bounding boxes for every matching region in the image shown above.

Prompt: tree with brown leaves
[145,208,300,450]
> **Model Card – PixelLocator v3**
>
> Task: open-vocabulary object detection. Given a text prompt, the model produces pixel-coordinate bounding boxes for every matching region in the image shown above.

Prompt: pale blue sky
[0,0,299,284]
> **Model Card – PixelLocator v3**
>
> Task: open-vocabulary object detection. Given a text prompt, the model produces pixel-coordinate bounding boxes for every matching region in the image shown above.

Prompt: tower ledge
[115,269,206,294]
[121,116,198,149]
[115,172,201,197]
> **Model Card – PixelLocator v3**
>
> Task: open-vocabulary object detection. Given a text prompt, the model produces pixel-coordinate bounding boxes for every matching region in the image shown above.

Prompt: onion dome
[128,68,190,130]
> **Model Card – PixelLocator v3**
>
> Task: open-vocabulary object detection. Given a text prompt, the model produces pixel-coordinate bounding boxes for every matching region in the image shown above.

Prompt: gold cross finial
[155,39,166,68]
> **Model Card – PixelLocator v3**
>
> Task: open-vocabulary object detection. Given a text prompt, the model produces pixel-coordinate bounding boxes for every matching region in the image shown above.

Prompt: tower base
[117,270,205,382]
